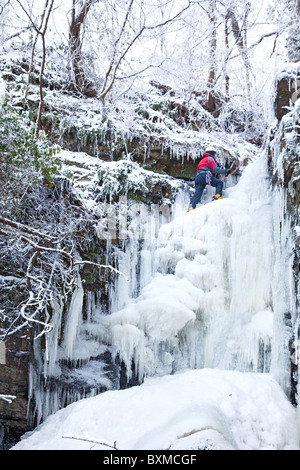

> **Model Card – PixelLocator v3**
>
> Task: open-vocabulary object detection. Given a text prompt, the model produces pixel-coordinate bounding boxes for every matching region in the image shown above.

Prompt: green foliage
[0,105,61,214]
[0,105,61,177]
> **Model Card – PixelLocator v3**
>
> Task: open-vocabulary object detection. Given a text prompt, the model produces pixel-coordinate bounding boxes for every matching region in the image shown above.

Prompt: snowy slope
[12,368,299,450]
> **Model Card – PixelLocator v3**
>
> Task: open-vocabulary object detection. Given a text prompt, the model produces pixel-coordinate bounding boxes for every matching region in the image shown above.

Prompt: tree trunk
[226,5,251,102]
[206,0,217,113]
[69,0,95,94]
[224,13,230,103]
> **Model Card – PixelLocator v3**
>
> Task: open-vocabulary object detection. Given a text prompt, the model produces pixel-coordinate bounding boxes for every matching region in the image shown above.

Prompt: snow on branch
[0,216,56,242]
[0,394,16,404]
[73,260,128,281]
[0,212,126,341]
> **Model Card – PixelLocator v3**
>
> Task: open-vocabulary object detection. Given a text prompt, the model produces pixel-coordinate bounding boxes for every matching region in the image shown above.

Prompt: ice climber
[189,146,233,210]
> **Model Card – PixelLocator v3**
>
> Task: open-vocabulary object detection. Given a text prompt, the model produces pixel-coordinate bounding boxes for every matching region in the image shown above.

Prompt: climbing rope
[222,147,266,181]
[221,157,248,181]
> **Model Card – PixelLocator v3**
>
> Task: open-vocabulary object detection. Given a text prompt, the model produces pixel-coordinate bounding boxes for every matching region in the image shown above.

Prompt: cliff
[268,61,300,404]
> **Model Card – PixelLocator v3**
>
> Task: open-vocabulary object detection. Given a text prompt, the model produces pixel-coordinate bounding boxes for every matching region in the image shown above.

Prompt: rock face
[274,63,300,121]
[0,334,32,450]
[268,62,300,405]
[49,129,199,180]
[275,78,297,121]
[270,63,300,217]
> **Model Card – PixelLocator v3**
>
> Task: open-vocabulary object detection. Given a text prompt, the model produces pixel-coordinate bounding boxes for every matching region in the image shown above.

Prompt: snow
[275,61,300,81]
[11,368,299,450]
[0,77,6,106]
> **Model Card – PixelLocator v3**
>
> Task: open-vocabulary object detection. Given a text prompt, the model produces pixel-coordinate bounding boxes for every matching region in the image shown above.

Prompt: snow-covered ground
[11,368,299,450]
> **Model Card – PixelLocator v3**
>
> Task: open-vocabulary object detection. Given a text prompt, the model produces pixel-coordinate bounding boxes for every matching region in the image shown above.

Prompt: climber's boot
[188,206,195,211]
[213,194,222,201]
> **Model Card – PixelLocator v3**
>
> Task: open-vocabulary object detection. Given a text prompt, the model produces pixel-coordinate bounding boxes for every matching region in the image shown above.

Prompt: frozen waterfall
[29,151,297,425]
[98,153,296,392]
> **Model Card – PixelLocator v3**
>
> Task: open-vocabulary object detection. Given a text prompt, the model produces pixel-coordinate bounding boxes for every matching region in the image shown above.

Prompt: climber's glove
[226,164,236,176]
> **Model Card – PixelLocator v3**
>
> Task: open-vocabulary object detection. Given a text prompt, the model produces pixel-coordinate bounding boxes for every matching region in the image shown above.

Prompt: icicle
[62,270,84,360]
[43,295,64,378]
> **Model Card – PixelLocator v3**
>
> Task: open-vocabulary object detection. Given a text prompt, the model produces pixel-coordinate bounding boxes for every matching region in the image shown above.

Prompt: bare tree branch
[15,0,55,137]
[62,434,119,450]
[99,0,192,100]
[0,208,126,342]
[0,216,56,242]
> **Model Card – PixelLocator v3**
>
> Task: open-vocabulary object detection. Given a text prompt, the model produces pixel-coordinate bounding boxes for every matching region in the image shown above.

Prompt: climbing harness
[206,171,214,200]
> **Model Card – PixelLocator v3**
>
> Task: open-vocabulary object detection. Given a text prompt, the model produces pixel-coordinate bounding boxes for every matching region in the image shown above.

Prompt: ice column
[62,270,84,360]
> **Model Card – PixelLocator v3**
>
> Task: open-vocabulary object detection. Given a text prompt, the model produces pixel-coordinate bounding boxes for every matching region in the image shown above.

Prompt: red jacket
[196,153,225,176]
